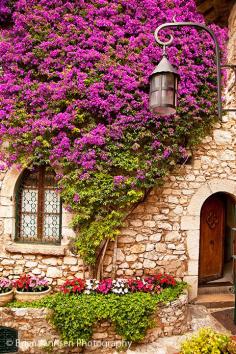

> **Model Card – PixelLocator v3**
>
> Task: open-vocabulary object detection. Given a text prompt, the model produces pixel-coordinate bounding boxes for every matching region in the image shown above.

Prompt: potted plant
[14,274,51,302]
[0,278,14,306]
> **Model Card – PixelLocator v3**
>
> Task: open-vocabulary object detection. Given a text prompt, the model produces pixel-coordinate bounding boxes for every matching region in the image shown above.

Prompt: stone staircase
[194,284,235,308]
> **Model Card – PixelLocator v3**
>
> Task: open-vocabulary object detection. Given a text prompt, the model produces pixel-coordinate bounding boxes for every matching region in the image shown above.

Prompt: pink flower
[73,194,80,203]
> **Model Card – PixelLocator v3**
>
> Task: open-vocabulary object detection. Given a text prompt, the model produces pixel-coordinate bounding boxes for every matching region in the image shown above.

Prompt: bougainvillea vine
[0,0,227,264]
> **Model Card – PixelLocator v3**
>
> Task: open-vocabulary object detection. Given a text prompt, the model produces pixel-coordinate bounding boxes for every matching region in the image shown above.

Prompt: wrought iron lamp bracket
[154,22,236,120]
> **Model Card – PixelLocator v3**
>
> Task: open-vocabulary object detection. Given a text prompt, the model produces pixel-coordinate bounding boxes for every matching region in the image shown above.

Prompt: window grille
[0,327,18,353]
[15,166,62,244]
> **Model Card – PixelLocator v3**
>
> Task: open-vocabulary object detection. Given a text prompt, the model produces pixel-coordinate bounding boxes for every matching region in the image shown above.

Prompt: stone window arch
[15,165,62,244]
[0,165,75,256]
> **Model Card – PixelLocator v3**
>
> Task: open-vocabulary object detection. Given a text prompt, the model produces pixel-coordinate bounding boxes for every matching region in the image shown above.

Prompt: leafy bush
[180,328,230,354]
[10,281,187,345]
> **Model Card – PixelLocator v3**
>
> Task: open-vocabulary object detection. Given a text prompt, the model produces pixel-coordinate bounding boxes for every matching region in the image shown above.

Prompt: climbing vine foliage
[0,0,227,264]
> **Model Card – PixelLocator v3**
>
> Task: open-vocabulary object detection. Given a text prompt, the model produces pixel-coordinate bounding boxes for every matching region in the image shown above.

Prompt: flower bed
[1,284,189,353]
[60,273,176,295]
[2,274,188,353]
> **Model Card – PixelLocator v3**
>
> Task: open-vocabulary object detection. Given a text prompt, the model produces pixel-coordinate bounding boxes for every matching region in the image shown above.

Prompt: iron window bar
[15,166,62,244]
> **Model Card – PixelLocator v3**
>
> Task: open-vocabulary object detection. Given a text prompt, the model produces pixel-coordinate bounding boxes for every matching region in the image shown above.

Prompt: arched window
[15,166,62,244]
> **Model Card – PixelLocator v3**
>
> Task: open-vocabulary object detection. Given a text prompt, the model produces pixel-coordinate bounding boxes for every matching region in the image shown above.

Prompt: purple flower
[136,170,146,181]
[163,149,171,159]
[73,193,80,203]
[113,175,125,186]
[0,0,228,265]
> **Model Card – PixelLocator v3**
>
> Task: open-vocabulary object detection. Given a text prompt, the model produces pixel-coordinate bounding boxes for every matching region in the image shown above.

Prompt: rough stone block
[46,267,62,278]
[42,258,58,266]
[220,150,235,161]
[183,275,198,300]
[25,261,38,268]
[130,244,145,254]
[149,233,162,242]
[188,260,199,276]
[143,259,156,268]
[187,230,200,260]
[213,130,232,145]
[63,256,78,265]
[165,231,181,242]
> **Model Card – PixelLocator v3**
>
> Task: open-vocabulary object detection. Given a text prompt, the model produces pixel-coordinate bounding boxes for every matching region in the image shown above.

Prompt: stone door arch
[181,178,236,299]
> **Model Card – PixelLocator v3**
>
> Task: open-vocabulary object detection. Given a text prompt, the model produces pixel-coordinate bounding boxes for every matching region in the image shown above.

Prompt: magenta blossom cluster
[0,0,13,25]
[0,0,227,169]
[0,0,228,263]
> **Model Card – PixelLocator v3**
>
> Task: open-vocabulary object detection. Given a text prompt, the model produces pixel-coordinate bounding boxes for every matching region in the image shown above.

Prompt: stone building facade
[0,2,235,300]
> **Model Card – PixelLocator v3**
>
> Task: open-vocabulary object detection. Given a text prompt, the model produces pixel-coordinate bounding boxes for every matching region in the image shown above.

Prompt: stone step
[198,284,233,295]
[194,294,235,308]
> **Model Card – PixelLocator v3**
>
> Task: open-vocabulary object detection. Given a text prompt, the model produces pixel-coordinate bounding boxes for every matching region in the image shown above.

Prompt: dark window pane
[16,166,61,244]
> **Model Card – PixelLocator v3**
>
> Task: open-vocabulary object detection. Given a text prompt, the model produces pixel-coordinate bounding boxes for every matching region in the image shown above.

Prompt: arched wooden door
[199,194,225,284]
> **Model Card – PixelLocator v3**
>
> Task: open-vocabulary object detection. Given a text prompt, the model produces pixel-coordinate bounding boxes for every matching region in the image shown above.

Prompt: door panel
[199,194,225,284]
[233,226,236,283]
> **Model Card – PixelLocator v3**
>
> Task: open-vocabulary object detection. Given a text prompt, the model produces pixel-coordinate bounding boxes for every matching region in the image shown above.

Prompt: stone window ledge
[5,243,66,256]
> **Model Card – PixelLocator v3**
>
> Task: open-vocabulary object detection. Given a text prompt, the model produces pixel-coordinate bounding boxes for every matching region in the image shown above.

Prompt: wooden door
[233,221,236,284]
[199,194,225,284]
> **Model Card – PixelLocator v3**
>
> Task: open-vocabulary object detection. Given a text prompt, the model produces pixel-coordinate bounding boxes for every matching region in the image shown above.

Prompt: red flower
[60,278,85,294]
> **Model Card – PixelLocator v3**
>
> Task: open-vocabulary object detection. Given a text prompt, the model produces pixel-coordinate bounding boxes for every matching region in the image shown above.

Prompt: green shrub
[180,328,230,354]
[10,282,186,345]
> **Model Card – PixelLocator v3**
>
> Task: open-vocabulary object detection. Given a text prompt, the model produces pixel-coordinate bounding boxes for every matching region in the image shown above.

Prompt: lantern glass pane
[162,89,174,106]
[162,73,175,89]
[150,74,161,92]
[149,90,161,110]
[175,78,178,105]
[175,77,178,90]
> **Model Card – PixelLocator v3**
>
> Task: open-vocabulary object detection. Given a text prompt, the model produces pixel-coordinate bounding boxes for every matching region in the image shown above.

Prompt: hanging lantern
[149,54,179,115]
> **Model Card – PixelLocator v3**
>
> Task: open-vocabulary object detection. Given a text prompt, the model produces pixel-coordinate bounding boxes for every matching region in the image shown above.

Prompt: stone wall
[102,111,236,298]
[0,291,189,354]
[0,4,235,299]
